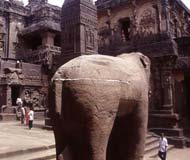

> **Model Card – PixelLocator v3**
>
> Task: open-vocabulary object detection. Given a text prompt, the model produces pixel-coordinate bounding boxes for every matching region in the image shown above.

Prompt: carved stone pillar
[162,0,171,36]
[152,61,163,109]
[41,32,55,46]
[131,0,137,36]
[161,68,174,110]
[6,85,12,107]
[153,0,162,33]
[62,0,98,57]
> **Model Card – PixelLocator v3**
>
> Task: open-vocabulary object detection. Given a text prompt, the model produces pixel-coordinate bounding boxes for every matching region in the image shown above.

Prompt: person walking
[158,133,168,160]
[25,106,30,125]
[16,97,23,108]
[28,107,34,130]
[20,106,25,124]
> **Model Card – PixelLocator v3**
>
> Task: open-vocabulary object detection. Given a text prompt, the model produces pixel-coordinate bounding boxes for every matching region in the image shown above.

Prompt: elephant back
[52,53,150,84]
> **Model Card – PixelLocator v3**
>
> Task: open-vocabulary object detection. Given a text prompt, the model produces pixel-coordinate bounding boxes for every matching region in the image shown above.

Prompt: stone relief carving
[99,21,129,48]
[62,27,74,51]
[0,41,3,51]
[3,68,24,84]
[23,88,46,109]
[0,17,5,53]
[138,8,156,35]
[85,26,95,49]
[170,11,182,38]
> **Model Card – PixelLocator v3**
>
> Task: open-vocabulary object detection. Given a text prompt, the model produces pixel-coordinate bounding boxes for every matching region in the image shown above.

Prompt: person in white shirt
[28,107,34,129]
[158,133,168,160]
[16,98,23,107]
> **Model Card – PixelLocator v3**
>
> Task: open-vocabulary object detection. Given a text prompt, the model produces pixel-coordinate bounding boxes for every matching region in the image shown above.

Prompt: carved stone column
[161,69,173,110]
[131,0,137,36]
[6,85,12,107]
[153,0,162,33]
[162,0,171,36]
[41,32,56,46]
[161,57,176,111]
[62,0,98,58]
[151,59,163,110]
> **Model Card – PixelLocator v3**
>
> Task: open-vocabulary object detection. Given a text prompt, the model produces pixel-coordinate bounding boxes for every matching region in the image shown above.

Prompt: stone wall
[97,0,190,53]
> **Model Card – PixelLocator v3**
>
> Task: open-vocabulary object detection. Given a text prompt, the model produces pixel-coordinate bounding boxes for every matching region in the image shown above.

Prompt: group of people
[16,98,34,130]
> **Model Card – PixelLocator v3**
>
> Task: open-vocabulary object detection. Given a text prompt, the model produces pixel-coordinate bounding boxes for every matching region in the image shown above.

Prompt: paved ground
[147,148,190,160]
[0,120,190,160]
[0,120,55,158]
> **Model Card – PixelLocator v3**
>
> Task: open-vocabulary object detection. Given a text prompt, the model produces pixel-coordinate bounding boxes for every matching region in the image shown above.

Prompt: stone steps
[145,133,174,159]
[145,133,160,158]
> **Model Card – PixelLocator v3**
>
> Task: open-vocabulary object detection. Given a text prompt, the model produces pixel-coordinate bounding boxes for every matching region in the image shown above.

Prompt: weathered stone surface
[96,0,190,147]
[0,0,190,148]
[51,52,150,160]
[0,0,60,114]
[61,0,98,60]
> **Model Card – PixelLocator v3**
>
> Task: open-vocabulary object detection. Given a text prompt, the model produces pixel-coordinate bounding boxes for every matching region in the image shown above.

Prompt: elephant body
[51,52,150,160]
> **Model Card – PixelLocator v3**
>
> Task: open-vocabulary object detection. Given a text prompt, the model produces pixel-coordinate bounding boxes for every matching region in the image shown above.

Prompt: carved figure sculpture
[51,52,150,160]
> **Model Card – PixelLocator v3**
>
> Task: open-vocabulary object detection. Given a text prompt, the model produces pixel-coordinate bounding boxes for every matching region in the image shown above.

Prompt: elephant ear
[139,54,151,84]
[140,56,149,69]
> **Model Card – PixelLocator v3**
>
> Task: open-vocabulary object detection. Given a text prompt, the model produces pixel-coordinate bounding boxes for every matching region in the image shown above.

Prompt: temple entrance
[11,86,20,106]
[119,17,130,42]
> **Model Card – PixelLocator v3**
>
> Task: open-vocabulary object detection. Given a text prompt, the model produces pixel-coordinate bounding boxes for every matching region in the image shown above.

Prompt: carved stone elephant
[50,52,150,160]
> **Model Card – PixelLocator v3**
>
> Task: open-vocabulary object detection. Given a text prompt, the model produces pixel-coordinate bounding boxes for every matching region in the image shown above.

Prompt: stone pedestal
[148,58,186,147]
[44,117,52,130]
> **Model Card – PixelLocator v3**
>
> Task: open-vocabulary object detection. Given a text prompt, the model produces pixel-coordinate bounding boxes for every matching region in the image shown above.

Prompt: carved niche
[0,16,6,55]
[22,88,47,109]
[3,68,24,84]
[85,26,95,50]
[138,8,156,35]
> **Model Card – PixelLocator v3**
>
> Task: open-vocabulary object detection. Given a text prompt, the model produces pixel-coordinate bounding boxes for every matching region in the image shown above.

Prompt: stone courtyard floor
[147,147,190,160]
[0,120,190,160]
[0,120,55,159]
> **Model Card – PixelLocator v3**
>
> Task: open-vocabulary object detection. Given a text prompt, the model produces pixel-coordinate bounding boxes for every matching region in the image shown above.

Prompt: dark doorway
[12,86,20,106]
[23,34,42,50]
[119,17,131,42]
[54,35,61,47]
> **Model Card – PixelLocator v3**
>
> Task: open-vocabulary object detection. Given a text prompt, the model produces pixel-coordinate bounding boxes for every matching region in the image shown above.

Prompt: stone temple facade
[0,0,61,119]
[0,0,190,147]
[96,0,190,146]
